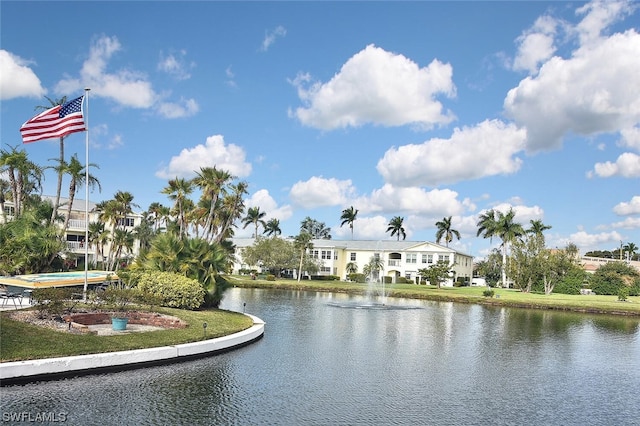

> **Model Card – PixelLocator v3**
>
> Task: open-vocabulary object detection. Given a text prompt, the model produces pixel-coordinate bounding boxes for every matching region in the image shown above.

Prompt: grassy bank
[226,275,640,316]
[0,307,253,362]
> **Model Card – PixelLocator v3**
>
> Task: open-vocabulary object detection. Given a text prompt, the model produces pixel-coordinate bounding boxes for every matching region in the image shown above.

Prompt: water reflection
[2,287,639,425]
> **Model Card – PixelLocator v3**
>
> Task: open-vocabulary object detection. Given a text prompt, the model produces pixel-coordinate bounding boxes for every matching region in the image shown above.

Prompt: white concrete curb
[0,314,264,385]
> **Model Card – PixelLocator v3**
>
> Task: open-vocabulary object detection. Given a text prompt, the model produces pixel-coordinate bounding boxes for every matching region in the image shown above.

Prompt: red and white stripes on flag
[20,96,86,143]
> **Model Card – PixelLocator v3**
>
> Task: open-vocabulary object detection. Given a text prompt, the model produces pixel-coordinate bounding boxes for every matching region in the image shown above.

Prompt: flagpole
[83,88,90,301]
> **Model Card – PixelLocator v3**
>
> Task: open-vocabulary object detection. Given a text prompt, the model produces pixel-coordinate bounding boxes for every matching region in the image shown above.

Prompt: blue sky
[1,1,639,258]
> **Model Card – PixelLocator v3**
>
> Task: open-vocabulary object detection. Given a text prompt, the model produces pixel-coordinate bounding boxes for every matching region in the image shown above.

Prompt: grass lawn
[226,275,640,316]
[0,307,253,362]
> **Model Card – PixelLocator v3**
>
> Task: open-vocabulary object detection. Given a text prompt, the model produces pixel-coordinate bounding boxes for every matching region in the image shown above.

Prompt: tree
[345,262,358,274]
[0,145,43,217]
[300,216,331,239]
[623,242,638,261]
[418,260,452,288]
[161,177,193,239]
[242,236,298,278]
[474,249,502,287]
[242,206,267,237]
[435,216,460,247]
[294,232,314,282]
[476,208,524,288]
[263,218,282,237]
[362,255,384,282]
[340,206,358,239]
[527,219,552,240]
[590,261,640,296]
[61,154,101,233]
[192,167,234,242]
[386,216,406,241]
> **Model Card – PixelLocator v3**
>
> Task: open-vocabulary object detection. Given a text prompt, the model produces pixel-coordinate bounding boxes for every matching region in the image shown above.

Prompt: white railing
[388,260,400,267]
[67,219,86,230]
[67,241,90,251]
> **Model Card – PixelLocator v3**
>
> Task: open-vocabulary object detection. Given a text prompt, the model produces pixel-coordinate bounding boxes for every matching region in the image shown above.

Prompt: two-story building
[232,238,474,286]
[2,196,143,269]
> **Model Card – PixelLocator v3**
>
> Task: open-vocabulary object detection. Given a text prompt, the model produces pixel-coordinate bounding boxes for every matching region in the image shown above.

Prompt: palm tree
[623,242,638,261]
[61,154,101,232]
[340,206,359,239]
[345,262,358,275]
[294,232,314,282]
[35,96,68,226]
[0,145,43,217]
[0,178,9,223]
[386,216,406,241]
[300,216,331,239]
[477,208,524,288]
[192,167,234,241]
[242,206,267,237]
[88,221,109,268]
[161,177,193,238]
[264,218,282,237]
[215,181,248,243]
[435,216,460,247]
[146,202,165,232]
[527,219,552,239]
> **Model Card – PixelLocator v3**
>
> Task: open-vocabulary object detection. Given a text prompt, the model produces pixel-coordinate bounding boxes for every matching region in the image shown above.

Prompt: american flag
[20,96,86,143]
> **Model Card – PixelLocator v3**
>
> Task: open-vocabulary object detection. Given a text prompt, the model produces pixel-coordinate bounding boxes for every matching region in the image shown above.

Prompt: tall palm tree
[88,221,109,269]
[146,202,165,232]
[161,177,193,239]
[300,216,332,239]
[477,208,524,288]
[35,95,68,226]
[0,178,9,223]
[263,218,282,236]
[340,206,358,239]
[527,219,552,239]
[192,167,234,241]
[294,232,314,282]
[386,216,406,241]
[215,181,248,243]
[61,154,101,232]
[0,145,43,217]
[623,242,638,261]
[435,216,460,247]
[242,206,267,237]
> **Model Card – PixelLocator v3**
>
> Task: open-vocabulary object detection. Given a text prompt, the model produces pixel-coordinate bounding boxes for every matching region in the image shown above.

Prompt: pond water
[2,288,639,425]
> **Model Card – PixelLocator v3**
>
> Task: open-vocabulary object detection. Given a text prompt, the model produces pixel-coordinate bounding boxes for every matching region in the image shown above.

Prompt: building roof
[231,238,472,257]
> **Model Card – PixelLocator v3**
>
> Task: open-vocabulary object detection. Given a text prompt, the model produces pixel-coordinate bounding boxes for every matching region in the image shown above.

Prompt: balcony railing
[388,260,400,267]
[67,219,87,230]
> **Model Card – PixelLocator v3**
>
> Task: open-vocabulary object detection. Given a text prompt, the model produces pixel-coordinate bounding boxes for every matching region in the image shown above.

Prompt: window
[320,266,331,273]
[427,254,433,264]
[311,250,319,259]
[322,250,331,260]
[421,254,428,264]
[406,253,417,264]
[441,254,450,263]
[117,218,135,227]
[350,252,356,261]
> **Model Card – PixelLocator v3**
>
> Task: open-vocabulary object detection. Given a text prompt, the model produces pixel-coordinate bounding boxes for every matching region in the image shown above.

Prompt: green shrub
[32,287,77,319]
[266,274,276,281]
[482,289,495,298]
[203,274,231,308]
[383,276,392,284]
[618,287,629,302]
[348,273,366,283]
[310,275,339,281]
[590,262,640,296]
[136,271,205,310]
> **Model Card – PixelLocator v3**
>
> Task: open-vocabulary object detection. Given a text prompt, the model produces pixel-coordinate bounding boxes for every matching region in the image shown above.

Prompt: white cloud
[158,50,193,80]
[568,230,624,251]
[246,189,293,222]
[289,177,356,209]
[355,185,466,217]
[56,35,157,108]
[156,98,199,118]
[513,15,559,74]
[589,152,640,178]
[613,196,640,215]
[620,126,640,151]
[156,134,252,179]
[574,0,634,45]
[0,50,46,100]
[377,120,526,187]
[505,12,640,152]
[261,25,287,52]
[290,44,456,131]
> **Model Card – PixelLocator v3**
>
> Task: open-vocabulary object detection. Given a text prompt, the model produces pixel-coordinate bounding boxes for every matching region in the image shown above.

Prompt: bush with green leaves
[136,271,205,310]
[590,262,640,296]
[348,273,366,283]
[618,287,629,302]
[483,289,495,298]
[32,287,78,319]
